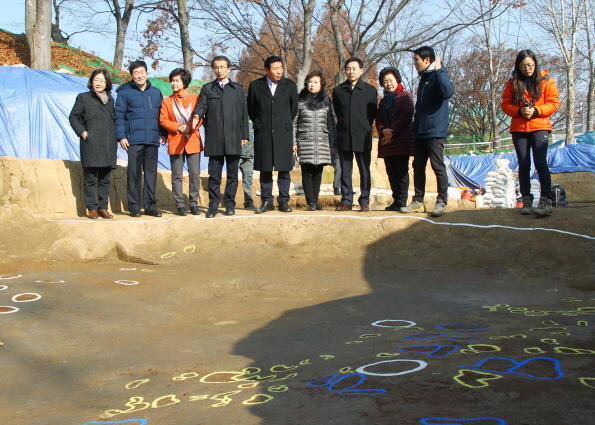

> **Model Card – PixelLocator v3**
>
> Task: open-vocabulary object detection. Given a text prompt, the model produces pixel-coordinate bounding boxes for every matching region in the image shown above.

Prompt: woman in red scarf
[375,68,415,211]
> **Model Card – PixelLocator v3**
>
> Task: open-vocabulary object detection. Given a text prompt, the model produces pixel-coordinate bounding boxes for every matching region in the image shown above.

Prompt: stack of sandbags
[530,180,541,207]
[482,159,517,208]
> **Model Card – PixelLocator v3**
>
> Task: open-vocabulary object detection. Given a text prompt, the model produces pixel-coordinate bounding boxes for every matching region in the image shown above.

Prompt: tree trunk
[565,65,576,144]
[51,0,69,44]
[329,0,347,85]
[25,0,36,51]
[587,68,595,131]
[112,0,135,70]
[177,0,194,74]
[295,0,316,89]
[32,0,52,70]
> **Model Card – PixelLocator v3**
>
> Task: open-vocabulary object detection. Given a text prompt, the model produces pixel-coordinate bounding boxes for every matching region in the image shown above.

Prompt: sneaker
[520,196,532,215]
[430,200,447,217]
[534,197,553,217]
[400,201,425,213]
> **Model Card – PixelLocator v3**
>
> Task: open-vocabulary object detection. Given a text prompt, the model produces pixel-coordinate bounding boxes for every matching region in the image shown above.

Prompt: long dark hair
[512,50,543,104]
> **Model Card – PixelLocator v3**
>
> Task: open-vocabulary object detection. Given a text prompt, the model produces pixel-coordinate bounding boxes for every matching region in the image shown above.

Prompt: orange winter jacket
[160,89,203,155]
[501,70,561,133]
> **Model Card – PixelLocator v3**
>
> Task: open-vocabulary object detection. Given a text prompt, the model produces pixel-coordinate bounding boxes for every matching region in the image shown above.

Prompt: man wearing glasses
[193,56,250,218]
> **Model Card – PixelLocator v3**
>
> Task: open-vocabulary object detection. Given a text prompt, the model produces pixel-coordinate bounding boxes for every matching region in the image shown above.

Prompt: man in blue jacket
[401,46,454,217]
[115,60,165,217]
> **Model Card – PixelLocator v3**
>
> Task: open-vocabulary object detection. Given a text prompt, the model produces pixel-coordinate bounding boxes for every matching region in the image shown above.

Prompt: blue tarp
[446,143,595,189]
[0,67,204,170]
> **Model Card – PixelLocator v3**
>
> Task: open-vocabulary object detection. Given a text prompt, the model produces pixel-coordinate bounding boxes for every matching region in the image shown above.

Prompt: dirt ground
[1,202,595,425]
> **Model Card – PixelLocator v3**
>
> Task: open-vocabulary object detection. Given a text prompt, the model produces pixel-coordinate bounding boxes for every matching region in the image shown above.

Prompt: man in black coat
[332,57,378,211]
[247,56,298,214]
[193,56,249,218]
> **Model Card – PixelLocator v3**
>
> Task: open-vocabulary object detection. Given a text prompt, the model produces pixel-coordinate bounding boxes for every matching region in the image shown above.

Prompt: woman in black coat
[69,69,118,219]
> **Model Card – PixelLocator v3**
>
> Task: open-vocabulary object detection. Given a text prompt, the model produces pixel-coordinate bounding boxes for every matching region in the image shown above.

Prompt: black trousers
[260,171,291,203]
[384,155,410,208]
[301,163,325,205]
[208,155,240,209]
[83,166,111,210]
[339,150,371,206]
[127,144,158,212]
[512,130,551,199]
[412,138,449,204]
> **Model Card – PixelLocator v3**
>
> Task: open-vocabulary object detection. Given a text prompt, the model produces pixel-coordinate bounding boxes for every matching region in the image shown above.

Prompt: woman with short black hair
[501,50,561,217]
[160,68,203,216]
[69,69,118,219]
[293,70,336,210]
[375,67,414,211]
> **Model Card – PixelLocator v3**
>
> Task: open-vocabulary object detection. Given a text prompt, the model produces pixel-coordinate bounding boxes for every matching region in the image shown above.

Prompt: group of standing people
[69,46,560,220]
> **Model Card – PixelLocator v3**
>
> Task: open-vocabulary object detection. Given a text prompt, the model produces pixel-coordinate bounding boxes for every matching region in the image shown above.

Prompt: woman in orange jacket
[501,50,560,217]
[160,68,203,216]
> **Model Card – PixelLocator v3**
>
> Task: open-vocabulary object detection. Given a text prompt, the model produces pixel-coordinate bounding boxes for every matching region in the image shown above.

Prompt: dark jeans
[83,167,111,210]
[127,144,158,212]
[384,155,410,208]
[301,163,325,205]
[208,155,240,209]
[339,150,371,206]
[412,138,449,204]
[260,171,291,203]
[512,130,551,199]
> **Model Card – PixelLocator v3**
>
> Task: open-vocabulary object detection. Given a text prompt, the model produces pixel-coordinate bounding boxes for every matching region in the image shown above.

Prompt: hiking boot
[400,201,425,213]
[534,197,553,217]
[520,196,532,215]
[430,200,447,217]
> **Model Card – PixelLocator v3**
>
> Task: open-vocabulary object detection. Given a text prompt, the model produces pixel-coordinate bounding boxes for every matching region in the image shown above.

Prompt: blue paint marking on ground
[460,356,564,379]
[420,418,506,425]
[307,373,387,395]
[82,420,148,425]
[399,345,459,357]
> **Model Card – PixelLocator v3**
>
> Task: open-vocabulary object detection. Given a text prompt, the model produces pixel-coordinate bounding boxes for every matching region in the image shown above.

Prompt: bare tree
[195,0,305,80]
[578,0,595,131]
[527,0,588,144]
[325,0,511,84]
[108,0,136,70]
[26,0,53,70]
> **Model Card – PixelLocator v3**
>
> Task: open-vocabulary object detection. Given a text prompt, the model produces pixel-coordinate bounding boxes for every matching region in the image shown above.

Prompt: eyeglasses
[520,63,535,69]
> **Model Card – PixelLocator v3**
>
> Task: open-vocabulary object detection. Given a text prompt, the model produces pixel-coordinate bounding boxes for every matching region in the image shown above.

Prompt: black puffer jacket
[293,90,336,166]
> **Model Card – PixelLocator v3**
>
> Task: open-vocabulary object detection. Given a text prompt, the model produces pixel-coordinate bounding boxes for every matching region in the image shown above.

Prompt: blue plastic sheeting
[446,144,595,189]
[0,67,204,170]
[576,132,595,145]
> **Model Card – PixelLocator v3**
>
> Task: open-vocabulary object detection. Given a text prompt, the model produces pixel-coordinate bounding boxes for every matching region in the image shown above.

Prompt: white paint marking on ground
[44,214,595,241]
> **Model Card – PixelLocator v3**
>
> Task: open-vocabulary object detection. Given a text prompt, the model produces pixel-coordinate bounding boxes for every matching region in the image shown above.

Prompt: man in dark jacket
[401,46,454,217]
[115,60,165,217]
[193,56,249,218]
[247,56,298,214]
[332,57,378,211]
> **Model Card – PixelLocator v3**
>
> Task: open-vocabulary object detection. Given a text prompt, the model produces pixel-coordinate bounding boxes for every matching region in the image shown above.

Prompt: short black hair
[413,46,435,63]
[304,70,326,90]
[264,56,283,69]
[128,60,148,75]
[344,57,363,70]
[169,68,192,88]
[211,56,230,68]
[87,69,113,92]
[378,67,402,85]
